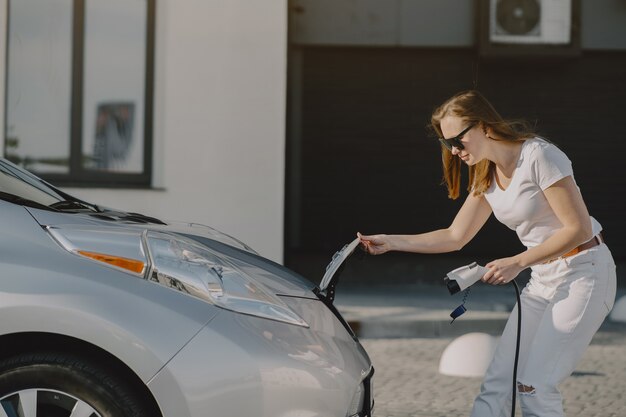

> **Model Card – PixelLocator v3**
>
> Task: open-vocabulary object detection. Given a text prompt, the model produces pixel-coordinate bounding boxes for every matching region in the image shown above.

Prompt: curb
[346,317,508,338]
[345,315,626,339]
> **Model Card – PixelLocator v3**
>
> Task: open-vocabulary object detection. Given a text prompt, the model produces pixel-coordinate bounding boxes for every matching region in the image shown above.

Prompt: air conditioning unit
[478,0,580,56]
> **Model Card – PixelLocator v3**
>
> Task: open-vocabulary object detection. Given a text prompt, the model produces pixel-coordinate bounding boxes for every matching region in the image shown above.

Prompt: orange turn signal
[77,251,145,274]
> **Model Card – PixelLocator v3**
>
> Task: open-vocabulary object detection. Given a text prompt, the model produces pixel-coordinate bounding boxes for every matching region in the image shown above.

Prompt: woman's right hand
[357,232,392,255]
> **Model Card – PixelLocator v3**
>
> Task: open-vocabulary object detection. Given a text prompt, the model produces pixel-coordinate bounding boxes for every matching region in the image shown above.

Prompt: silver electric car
[0,158,373,417]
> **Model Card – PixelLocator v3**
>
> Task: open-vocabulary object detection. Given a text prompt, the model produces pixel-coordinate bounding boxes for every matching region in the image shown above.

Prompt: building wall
[1,0,288,262]
[581,0,626,49]
[289,0,474,47]
[290,0,626,49]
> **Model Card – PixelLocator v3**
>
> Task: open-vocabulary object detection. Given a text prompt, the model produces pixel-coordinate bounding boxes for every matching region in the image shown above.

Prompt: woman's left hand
[482,257,524,285]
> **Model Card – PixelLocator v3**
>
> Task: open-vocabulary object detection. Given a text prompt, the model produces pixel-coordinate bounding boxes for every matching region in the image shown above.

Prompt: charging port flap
[317,237,361,305]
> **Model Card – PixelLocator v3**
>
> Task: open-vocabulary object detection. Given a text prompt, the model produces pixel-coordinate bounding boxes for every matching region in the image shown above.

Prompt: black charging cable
[449,279,522,417]
[510,280,521,417]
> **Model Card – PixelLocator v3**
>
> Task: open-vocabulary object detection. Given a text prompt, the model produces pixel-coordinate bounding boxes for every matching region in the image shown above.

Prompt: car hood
[27,205,254,252]
[25,207,319,298]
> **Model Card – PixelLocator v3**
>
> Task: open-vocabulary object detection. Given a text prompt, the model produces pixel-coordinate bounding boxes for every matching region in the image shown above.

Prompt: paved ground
[334,283,626,417]
[361,331,626,417]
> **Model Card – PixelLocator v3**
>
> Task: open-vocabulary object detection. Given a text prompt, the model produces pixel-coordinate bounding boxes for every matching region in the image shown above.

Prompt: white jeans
[470,243,617,417]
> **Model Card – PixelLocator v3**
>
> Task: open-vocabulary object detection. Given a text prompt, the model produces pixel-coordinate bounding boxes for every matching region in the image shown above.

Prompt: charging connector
[444,262,489,294]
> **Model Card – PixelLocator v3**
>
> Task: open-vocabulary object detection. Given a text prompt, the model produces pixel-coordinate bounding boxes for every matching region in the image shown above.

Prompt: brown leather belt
[544,233,603,263]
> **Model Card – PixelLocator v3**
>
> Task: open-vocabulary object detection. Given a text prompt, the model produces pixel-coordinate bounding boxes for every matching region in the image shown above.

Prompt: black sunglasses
[439,123,475,151]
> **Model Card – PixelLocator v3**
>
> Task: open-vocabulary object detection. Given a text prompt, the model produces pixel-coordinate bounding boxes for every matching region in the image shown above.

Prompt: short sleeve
[530,141,573,190]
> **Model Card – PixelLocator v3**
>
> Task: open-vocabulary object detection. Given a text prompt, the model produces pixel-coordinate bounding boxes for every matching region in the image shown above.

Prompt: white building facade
[0,0,288,262]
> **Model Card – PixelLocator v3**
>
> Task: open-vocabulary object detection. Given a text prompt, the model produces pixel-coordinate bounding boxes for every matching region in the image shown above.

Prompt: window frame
[4,0,156,188]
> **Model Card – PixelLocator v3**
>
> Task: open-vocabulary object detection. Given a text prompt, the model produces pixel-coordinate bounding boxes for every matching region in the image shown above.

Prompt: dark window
[4,0,155,187]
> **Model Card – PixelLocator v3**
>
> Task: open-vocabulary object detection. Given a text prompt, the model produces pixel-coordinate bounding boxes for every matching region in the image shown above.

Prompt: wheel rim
[0,388,101,417]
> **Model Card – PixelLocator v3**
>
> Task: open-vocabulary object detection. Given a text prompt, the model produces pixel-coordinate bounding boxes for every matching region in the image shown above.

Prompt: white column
[0,0,7,156]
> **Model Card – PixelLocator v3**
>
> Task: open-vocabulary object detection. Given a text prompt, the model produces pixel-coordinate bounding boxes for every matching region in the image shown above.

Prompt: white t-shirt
[483,138,602,248]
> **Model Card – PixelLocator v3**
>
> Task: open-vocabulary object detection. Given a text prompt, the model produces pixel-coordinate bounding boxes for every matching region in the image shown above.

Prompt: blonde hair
[430,90,536,199]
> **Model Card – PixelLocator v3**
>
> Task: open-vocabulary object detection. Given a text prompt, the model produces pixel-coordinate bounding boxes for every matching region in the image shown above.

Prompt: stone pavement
[360,334,626,417]
[334,284,626,417]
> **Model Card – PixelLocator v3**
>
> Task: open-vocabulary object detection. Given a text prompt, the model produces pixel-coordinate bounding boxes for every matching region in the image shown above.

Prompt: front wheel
[0,352,155,417]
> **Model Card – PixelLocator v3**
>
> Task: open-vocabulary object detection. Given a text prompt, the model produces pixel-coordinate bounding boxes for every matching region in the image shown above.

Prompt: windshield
[0,158,65,206]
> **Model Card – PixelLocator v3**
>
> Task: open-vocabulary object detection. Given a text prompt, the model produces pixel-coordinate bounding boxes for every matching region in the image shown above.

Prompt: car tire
[0,352,154,417]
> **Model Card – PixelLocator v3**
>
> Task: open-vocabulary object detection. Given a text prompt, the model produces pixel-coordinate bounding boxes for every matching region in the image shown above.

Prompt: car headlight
[47,226,308,327]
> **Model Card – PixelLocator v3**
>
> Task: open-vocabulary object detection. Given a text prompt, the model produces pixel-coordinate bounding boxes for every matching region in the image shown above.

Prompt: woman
[358,90,616,417]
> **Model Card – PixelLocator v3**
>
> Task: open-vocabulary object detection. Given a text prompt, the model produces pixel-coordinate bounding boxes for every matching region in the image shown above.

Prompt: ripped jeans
[470,243,617,417]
